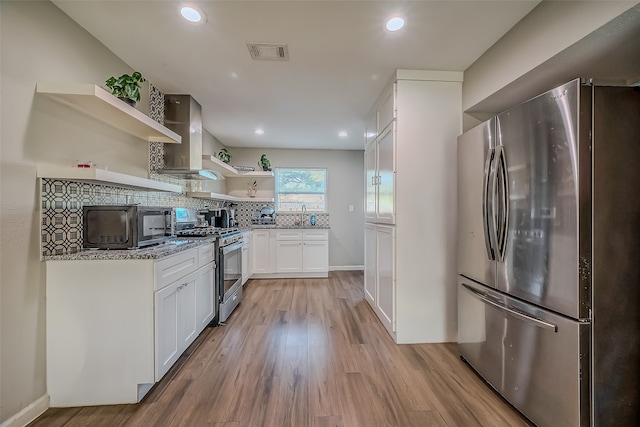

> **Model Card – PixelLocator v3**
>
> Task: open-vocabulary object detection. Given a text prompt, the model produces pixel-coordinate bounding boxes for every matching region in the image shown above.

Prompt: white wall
[0,1,148,424]
[463,0,637,113]
[228,148,364,269]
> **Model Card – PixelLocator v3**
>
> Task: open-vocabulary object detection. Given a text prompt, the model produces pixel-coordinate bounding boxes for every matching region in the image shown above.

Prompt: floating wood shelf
[38,165,183,193]
[201,155,274,178]
[36,82,182,144]
[187,191,274,203]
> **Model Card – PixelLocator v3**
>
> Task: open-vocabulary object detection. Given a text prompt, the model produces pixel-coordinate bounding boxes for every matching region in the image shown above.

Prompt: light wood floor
[31,271,532,427]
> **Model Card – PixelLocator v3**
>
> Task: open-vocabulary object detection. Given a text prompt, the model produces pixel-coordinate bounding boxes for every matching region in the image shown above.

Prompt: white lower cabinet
[302,240,328,272]
[241,231,252,284]
[276,240,303,272]
[376,225,395,330]
[251,230,272,274]
[364,223,395,336]
[155,269,198,381]
[46,243,216,407]
[195,263,215,330]
[364,223,377,304]
[273,229,328,276]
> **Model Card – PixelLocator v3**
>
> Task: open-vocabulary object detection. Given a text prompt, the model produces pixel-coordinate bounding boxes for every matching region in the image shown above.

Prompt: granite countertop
[250,225,330,229]
[43,237,217,261]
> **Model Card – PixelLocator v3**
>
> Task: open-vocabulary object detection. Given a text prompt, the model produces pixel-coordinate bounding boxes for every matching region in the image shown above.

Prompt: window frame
[275,167,328,213]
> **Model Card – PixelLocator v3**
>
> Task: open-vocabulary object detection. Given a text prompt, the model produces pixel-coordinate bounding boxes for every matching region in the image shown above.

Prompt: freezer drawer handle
[461,283,557,332]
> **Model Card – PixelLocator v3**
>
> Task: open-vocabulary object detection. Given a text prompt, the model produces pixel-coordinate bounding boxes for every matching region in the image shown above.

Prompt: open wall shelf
[36,82,182,144]
[38,165,183,193]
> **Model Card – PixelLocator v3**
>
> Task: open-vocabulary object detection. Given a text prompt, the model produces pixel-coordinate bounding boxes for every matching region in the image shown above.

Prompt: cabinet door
[155,282,179,380]
[376,125,395,224]
[276,241,303,272]
[178,274,198,352]
[365,142,378,221]
[302,241,328,273]
[365,109,378,145]
[195,264,215,332]
[241,245,249,284]
[376,225,395,332]
[252,231,270,274]
[378,83,396,134]
[364,223,377,305]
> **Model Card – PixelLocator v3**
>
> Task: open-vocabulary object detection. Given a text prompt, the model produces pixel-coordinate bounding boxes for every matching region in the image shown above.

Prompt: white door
[376,125,395,224]
[276,241,303,272]
[195,265,215,331]
[155,282,179,380]
[252,231,270,274]
[364,223,377,305]
[302,241,328,273]
[376,225,395,332]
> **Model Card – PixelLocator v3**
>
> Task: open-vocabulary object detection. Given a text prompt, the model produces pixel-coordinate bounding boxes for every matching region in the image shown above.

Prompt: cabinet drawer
[303,229,328,241]
[197,243,215,267]
[155,249,198,291]
[276,230,303,241]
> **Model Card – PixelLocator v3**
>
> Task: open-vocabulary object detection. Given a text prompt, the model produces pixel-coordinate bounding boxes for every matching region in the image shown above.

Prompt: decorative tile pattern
[149,83,166,172]
[40,179,214,257]
[233,201,329,228]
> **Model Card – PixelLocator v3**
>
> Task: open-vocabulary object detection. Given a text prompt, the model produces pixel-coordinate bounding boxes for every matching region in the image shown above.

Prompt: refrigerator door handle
[482,148,497,260]
[461,283,557,332]
[495,146,509,262]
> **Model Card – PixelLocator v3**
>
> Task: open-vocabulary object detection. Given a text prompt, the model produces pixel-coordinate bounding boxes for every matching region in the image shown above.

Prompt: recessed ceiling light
[180,6,205,23]
[254,129,265,135]
[338,131,348,138]
[386,16,405,32]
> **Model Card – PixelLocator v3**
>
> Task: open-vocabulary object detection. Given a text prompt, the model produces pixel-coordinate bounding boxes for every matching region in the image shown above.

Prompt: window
[276,168,327,212]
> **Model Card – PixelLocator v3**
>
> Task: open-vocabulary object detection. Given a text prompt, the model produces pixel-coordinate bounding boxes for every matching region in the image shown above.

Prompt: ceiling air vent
[247,42,289,61]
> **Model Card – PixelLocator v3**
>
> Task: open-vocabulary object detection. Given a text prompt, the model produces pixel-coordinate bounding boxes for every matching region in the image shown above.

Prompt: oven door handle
[222,241,243,254]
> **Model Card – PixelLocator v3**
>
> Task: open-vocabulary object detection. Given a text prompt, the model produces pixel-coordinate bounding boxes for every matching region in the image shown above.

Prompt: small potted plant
[258,154,271,171]
[218,148,232,163]
[105,71,146,107]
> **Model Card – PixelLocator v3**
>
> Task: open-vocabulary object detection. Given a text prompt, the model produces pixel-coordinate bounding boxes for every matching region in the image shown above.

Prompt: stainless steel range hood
[158,94,221,180]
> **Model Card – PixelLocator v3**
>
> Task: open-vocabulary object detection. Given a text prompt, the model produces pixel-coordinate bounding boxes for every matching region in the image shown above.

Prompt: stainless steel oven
[218,231,243,323]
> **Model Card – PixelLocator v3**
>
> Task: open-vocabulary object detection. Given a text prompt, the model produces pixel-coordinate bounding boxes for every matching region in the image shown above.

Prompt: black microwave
[83,205,175,249]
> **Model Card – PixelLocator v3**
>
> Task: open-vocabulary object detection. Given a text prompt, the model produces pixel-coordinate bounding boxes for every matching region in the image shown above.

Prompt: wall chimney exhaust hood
[158,94,221,180]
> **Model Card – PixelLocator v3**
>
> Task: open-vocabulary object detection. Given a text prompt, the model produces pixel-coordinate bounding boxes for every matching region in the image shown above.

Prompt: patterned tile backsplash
[40,83,329,257]
[40,179,215,257]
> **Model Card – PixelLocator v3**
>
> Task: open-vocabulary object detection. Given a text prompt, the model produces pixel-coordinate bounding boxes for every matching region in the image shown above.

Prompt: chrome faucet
[301,204,307,226]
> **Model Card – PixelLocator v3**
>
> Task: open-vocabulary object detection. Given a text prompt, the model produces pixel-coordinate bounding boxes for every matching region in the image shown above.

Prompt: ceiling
[52,1,546,150]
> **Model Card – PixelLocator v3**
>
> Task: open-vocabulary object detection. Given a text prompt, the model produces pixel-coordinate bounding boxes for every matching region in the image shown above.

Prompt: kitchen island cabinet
[46,242,215,407]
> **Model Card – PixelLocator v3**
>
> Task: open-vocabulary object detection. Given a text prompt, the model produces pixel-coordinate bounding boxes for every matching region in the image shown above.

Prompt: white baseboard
[329,265,364,271]
[0,394,49,427]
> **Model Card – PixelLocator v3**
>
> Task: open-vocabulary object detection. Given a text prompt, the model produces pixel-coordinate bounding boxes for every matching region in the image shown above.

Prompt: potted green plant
[218,148,232,163]
[258,154,271,171]
[105,71,146,107]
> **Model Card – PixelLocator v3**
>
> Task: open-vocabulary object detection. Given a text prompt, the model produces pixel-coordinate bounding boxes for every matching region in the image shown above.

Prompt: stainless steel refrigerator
[457,79,640,427]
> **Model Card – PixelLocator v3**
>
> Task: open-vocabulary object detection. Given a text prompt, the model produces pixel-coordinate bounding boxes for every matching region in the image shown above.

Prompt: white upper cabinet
[365,83,396,224]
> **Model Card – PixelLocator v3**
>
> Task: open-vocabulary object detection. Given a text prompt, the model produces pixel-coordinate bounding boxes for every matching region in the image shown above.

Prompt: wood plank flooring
[30,271,532,427]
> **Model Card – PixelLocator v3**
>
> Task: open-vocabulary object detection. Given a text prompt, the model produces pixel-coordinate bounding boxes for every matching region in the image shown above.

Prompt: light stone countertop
[43,237,217,261]
[249,225,330,229]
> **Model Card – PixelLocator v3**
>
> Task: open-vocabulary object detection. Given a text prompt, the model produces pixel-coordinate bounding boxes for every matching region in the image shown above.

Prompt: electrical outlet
[349,204,354,212]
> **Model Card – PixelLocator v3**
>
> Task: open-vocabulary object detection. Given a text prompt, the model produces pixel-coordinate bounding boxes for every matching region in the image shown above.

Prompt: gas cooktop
[175,227,239,237]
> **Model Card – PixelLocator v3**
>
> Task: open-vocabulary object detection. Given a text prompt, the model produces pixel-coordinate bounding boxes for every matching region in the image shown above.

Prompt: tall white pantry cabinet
[364,70,462,343]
